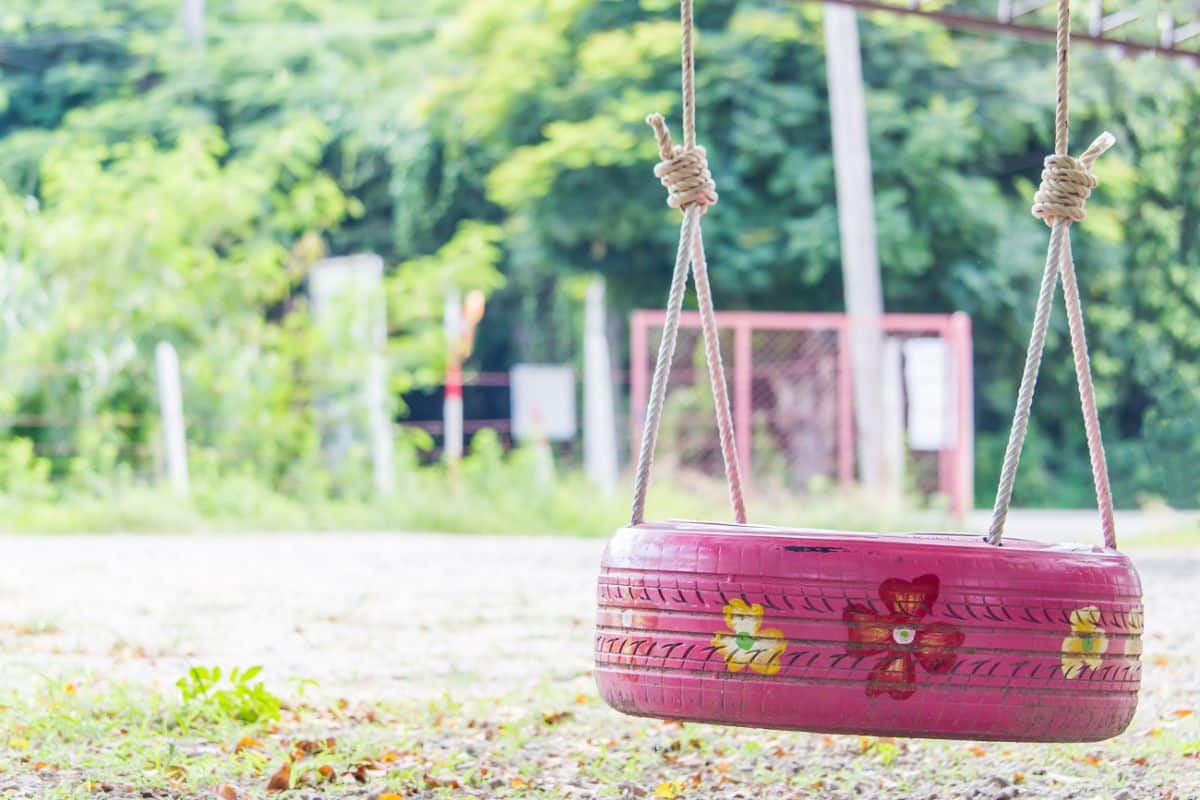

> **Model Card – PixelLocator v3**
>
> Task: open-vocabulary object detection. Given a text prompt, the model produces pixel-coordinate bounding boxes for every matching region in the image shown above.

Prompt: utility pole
[155,342,190,495]
[823,3,898,496]
[182,0,205,48]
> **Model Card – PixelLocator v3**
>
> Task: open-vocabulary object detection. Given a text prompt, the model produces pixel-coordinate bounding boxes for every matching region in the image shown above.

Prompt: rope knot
[1031,131,1115,226]
[646,112,717,211]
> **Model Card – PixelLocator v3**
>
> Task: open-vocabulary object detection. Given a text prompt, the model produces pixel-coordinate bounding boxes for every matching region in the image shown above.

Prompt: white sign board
[903,337,955,451]
[309,254,394,494]
[510,364,576,442]
[309,254,386,347]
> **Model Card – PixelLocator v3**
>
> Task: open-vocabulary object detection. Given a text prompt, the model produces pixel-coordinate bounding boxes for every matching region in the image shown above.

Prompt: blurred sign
[309,254,386,346]
[903,338,954,451]
[309,254,394,493]
[510,364,576,442]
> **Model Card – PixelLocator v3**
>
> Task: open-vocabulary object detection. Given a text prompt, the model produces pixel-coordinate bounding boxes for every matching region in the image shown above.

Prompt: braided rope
[630,0,746,526]
[987,0,1118,548]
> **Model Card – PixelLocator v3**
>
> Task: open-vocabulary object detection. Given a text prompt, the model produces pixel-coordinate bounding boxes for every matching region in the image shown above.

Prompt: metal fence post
[951,312,975,517]
[836,323,856,488]
[734,321,753,481]
[629,311,649,463]
[154,341,189,494]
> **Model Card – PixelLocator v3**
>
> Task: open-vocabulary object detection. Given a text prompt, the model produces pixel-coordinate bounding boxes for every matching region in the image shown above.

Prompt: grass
[1123,524,1200,550]
[1,668,1196,799]
[0,454,952,537]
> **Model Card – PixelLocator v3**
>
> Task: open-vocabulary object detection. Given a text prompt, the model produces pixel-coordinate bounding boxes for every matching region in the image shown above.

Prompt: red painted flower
[843,574,964,700]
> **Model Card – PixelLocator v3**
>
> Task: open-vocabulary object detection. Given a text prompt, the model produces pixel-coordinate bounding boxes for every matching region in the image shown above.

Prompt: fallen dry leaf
[266,762,291,793]
[214,785,238,800]
[1012,773,1025,784]
[968,746,986,757]
[377,794,405,800]
[1132,757,1149,767]
[1082,754,1102,767]
[1173,709,1194,718]
[714,762,730,774]
[292,738,336,757]
[511,777,531,788]
[542,711,572,725]
[574,693,590,704]
[423,775,462,790]
[317,765,336,782]
[234,737,263,753]
[654,782,682,799]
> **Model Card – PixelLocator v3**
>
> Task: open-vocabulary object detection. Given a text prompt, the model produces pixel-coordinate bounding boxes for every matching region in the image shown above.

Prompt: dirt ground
[0,517,1197,798]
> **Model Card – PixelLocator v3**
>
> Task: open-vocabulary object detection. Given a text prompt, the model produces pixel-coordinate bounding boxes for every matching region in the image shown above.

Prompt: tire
[594,521,1143,742]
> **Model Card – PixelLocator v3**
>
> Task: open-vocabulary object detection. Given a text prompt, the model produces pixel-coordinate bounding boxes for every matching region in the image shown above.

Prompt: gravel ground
[0,517,1196,798]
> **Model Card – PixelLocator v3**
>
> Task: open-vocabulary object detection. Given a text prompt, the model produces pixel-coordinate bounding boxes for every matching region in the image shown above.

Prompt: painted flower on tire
[843,574,965,700]
[1061,605,1108,679]
[712,598,786,675]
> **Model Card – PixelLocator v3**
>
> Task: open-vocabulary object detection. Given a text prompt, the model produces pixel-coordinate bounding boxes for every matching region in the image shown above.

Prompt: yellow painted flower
[1061,606,1108,679]
[1126,607,1144,658]
[712,598,786,675]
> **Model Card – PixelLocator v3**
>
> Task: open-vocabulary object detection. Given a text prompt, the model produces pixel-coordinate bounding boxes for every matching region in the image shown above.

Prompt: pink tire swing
[594,0,1142,742]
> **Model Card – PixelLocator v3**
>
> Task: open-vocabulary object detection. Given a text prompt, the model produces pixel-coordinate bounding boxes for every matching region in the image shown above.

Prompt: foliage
[393,0,1200,508]
[0,0,1196,512]
[176,665,281,724]
[0,427,942,535]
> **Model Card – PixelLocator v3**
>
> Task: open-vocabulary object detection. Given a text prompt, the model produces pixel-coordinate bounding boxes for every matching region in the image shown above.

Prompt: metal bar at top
[633,309,960,333]
[790,0,1200,61]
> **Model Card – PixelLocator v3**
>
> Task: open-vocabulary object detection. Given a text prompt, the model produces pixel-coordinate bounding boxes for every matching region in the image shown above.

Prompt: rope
[630,0,747,526]
[987,0,1117,548]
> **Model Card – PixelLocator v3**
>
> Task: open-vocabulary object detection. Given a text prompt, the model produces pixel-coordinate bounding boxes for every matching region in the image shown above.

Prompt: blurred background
[1,0,1198,535]
[1,4,1199,798]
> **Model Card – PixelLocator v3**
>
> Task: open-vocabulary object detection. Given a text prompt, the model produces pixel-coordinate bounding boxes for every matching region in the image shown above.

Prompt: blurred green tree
[0,0,1195,507]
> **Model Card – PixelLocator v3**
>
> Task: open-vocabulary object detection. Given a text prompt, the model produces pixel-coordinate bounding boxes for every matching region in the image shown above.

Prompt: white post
[443,289,464,468]
[365,259,394,496]
[583,278,619,493]
[365,353,395,496]
[823,4,892,494]
[155,341,189,494]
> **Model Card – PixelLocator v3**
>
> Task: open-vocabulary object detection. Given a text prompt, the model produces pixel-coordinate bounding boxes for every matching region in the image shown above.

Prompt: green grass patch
[1,668,1196,798]
[0,432,949,535]
[1123,524,1200,549]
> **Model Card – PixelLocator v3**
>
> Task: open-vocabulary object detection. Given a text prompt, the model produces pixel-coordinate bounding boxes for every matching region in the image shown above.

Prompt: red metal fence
[630,310,974,517]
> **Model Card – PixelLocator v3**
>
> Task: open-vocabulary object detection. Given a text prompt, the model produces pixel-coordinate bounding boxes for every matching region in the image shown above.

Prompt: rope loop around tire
[629,1,746,527]
[988,0,1119,550]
